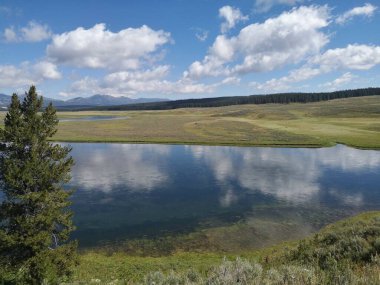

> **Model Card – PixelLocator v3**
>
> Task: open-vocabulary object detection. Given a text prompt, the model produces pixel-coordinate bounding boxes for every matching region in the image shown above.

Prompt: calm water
[66,143,380,248]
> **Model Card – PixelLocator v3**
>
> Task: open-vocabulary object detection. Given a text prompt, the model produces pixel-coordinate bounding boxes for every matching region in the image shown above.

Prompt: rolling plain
[48,96,380,149]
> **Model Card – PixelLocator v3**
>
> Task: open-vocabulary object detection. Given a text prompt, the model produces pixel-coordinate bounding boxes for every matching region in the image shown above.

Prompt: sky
[0,0,379,100]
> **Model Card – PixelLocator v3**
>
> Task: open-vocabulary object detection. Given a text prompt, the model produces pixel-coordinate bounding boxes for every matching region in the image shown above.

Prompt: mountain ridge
[0,93,168,109]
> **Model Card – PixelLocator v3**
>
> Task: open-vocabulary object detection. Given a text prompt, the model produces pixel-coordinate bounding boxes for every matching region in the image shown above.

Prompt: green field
[1,96,379,148]
[53,96,380,149]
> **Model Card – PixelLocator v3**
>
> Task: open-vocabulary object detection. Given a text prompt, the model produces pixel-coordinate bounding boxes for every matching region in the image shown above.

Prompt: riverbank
[52,96,380,149]
[69,211,380,284]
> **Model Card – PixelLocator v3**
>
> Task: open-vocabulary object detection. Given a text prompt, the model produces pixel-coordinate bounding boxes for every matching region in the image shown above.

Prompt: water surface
[66,143,380,249]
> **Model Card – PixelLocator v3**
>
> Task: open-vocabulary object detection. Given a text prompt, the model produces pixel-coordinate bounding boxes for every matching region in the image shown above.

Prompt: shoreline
[50,139,380,150]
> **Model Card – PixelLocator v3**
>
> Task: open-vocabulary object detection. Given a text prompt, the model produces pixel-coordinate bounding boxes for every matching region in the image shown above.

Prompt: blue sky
[0,0,379,99]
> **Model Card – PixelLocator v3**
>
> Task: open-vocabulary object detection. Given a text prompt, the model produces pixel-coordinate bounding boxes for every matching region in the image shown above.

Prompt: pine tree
[0,86,78,284]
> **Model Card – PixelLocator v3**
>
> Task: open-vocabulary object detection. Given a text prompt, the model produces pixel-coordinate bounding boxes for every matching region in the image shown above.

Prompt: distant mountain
[0,93,65,108]
[63,94,167,106]
[0,94,9,109]
[0,93,168,109]
[0,93,9,105]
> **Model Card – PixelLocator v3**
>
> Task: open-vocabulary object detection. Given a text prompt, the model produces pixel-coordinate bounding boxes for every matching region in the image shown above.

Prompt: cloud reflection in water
[68,143,380,208]
[189,145,380,206]
[69,144,170,192]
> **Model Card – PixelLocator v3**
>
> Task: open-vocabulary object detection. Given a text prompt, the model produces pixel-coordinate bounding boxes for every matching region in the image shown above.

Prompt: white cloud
[255,0,304,13]
[221,76,241,85]
[0,61,61,88]
[104,65,170,82]
[65,65,242,97]
[186,5,330,79]
[321,72,356,90]
[3,27,17,42]
[33,61,61,79]
[195,29,209,42]
[185,56,227,79]
[252,44,380,92]
[219,6,248,33]
[336,3,377,24]
[250,78,291,92]
[47,23,171,70]
[3,21,52,43]
[312,44,380,71]
[0,64,35,88]
[251,66,321,91]
[68,71,216,97]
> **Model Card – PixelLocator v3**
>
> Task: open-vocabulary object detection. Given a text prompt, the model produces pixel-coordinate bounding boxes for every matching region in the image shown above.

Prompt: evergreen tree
[0,86,78,284]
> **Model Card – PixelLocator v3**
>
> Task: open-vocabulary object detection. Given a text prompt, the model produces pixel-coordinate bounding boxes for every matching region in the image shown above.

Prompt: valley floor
[51,96,380,149]
[1,96,379,149]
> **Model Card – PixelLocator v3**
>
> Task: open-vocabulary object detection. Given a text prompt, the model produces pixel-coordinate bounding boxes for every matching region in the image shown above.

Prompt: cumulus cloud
[185,5,330,79]
[219,6,248,33]
[312,44,380,71]
[104,65,170,83]
[251,66,321,91]
[67,69,218,97]
[3,21,52,42]
[33,61,61,80]
[0,64,36,88]
[255,0,304,13]
[321,72,356,90]
[47,23,171,70]
[252,44,380,92]
[336,3,377,24]
[0,61,61,88]
[65,65,242,98]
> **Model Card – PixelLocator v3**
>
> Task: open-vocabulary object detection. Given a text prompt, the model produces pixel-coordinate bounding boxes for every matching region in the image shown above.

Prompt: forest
[89,87,380,111]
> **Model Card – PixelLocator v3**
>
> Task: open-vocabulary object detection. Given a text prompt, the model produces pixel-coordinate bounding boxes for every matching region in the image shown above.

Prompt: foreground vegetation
[66,211,380,284]
[49,96,380,149]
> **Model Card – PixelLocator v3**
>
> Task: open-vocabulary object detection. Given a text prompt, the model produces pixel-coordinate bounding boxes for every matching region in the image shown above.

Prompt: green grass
[1,96,379,148]
[54,96,380,149]
[67,211,380,284]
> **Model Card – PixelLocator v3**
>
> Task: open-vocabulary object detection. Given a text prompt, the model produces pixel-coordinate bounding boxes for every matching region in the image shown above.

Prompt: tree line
[90,87,380,111]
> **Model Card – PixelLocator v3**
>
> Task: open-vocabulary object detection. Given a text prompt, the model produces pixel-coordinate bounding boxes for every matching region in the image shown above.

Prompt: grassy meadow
[0,96,379,148]
[53,96,380,149]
